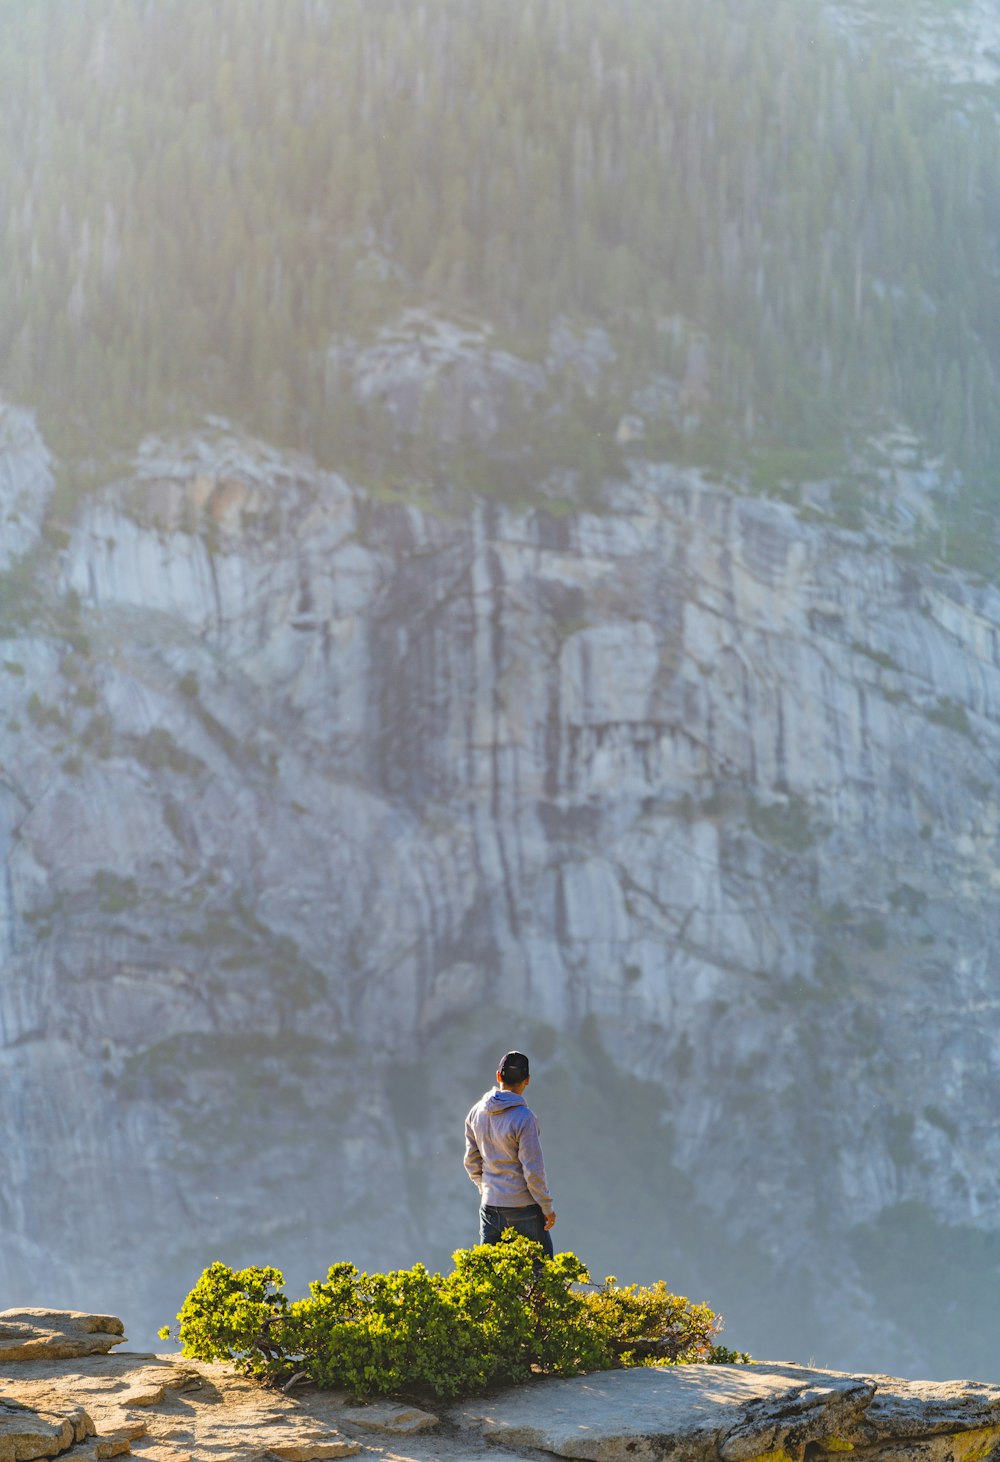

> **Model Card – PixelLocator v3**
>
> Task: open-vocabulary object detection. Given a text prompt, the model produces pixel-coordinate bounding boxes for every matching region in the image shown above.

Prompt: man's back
[464,1051,556,1256]
[464,1087,551,1211]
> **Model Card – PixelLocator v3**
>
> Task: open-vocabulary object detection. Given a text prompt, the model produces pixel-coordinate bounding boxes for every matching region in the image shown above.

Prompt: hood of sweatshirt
[482,1087,526,1112]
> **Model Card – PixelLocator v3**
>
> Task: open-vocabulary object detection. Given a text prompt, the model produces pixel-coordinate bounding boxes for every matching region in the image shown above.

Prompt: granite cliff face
[829,0,1000,88]
[2,404,1000,1376]
[0,403,53,571]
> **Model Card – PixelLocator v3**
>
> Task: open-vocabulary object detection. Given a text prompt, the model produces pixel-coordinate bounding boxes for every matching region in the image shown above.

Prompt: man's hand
[544,1210,557,1230]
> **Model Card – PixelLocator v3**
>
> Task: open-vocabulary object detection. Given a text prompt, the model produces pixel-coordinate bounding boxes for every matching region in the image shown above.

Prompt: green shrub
[162,1239,746,1398]
[293,1259,480,1397]
[167,1262,290,1376]
[582,1276,721,1365]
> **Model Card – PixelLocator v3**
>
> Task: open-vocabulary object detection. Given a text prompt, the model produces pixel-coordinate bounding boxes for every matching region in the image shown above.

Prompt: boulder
[0,1311,125,1362]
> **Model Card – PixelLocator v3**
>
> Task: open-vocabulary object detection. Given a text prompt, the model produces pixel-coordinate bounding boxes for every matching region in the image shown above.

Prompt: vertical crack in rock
[4,428,1000,1368]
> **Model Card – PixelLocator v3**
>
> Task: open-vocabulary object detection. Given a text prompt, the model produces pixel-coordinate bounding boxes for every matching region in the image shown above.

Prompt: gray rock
[4,423,1000,1373]
[459,1364,1000,1462]
[0,401,53,572]
[546,319,616,397]
[458,1365,858,1462]
[828,0,1000,88]
[328,309,547,447]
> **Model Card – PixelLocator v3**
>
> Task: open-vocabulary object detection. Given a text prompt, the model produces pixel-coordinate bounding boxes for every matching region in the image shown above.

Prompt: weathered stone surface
[853,1375,1000,1452]
[459,1364,1000,1462]
[0,1314,126,1362]
[0,1352,364,1462]
[93,1439,135,1459]
[459,1364,848,1461]
[261,1442,360,1461]
[92,1413,148,1450]
[118,1384,165,1408]
[5,1348,1000,1462]
[343,1401,439,1434]
[0,1399,94,1461]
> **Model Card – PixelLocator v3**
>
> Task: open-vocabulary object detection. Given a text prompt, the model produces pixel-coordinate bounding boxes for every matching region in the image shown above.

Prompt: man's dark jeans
[480,1202,554,1259]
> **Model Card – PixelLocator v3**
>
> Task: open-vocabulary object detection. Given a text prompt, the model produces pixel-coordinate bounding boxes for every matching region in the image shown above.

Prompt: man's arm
[464,1115,484,1191]
[517,1113,555,1222]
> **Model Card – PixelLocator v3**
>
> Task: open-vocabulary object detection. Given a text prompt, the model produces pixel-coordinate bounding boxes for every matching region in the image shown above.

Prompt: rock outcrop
[3,414,1000,1373]
[462,1364,1000,1461]
[327,309,549,448]
[0,1312,125,1363]
[0,1398,95,1462]
[830,0,1000,89]
[4,1313,1000,1462]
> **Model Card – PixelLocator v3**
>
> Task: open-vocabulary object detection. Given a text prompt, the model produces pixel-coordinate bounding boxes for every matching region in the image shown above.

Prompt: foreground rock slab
[457,1362,1000,1462]
[4,1311,1000,1461]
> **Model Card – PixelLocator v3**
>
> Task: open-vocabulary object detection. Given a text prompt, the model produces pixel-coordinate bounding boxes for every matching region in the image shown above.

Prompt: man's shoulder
[465,1089,493,1122]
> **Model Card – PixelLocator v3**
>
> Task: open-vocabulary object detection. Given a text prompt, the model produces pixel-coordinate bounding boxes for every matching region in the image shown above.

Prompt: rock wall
[2,415,1000,1374]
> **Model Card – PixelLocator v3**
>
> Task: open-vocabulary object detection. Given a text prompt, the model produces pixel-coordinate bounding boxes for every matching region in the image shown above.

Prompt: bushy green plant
[165,1262,289,1381]
[437,1241,605,1388]
[162,1238,747,1398]
[288,1260,469,1397]
[581,1277,721,1365]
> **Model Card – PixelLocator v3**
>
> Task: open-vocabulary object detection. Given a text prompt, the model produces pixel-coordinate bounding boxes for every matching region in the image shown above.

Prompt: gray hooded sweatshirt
[464,1087,554,1216]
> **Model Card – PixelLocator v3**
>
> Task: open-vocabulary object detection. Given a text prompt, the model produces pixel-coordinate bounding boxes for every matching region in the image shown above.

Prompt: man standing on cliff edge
[464,1050,557,1258]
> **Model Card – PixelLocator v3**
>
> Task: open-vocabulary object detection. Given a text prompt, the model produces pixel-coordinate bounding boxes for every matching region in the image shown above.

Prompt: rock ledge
[3,1311,1000,1462]
[0,1311,126,1362]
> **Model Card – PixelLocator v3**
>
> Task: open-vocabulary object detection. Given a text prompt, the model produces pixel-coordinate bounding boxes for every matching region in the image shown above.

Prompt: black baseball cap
[499,1050,530,1083]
